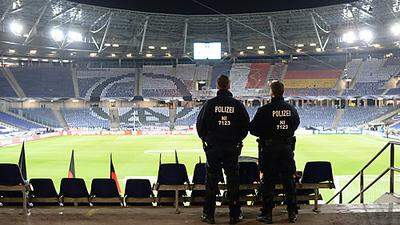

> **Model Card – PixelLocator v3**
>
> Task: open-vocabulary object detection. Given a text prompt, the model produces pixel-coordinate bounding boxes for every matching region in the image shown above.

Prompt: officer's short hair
[270,81,284,97]
[217,75,230,90]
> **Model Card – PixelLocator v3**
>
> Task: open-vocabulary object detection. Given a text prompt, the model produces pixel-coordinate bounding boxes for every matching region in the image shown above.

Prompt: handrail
[327,141,400,204]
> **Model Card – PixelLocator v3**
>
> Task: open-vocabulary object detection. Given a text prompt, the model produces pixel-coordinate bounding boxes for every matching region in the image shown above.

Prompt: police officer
[249,81,300,224]
[197,75,250,224]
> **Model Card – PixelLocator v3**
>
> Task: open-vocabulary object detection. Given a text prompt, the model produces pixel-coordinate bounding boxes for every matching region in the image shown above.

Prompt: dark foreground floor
[0,204,399,225]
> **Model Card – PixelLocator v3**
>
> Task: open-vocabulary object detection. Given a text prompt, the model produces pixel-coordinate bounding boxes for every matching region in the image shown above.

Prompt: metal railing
[327,141,400,204]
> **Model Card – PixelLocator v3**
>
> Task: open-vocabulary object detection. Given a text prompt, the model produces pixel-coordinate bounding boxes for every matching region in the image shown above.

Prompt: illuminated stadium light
[10,57,18,60]
[110,53,116,57]
[359,29,374,43]
[372,43,382,48]
[52,59,59,63]
[277,49,285,54]
[29,49,37,55]
[160,46,168,50]
[165,53,172,57]
[246,46,254,50]
[258,46,266,49]
[309,43,317,47]
[239,51,245,56]
[41,59,49,62]
[9,21,23,36]
[391,23,400,36]
[315,48,322,52]
[31,58,39,62]
[297,44,304,47]
[112,44,119,48]
[296,48,302,53]
[20,58,28,61]
[148,46,155,49]
[257,50,265,55]
[67,31,83,42]
[126,53,133,58]
[342,31,357,44]
[223,52,228,56]
[104,43,111,47]
[62,60,70,63]
[72,99,79,103]
[145,53,153,58]
[89,52,98,57]
[8,49,16,54]
[50,28,64,42]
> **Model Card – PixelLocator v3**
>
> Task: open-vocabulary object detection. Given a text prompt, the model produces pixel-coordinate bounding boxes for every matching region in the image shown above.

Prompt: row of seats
[0,111,43,130]
[0,161,334,207]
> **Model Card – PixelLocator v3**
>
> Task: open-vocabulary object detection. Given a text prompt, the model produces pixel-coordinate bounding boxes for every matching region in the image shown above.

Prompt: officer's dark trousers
[260,142,296,211]
[203,145,240,218]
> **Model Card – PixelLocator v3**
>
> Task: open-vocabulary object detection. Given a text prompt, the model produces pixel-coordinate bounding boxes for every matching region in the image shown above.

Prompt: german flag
[18,141,27,180]
[68,150,75,178]
[110,153,121,193]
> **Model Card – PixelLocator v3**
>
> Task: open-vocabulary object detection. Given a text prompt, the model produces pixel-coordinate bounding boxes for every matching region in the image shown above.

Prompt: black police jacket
[196,90,250,145]
[249,96,300,141]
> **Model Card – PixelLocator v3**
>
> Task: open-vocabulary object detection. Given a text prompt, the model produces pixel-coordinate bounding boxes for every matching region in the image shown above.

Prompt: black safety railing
[327,141,400,204]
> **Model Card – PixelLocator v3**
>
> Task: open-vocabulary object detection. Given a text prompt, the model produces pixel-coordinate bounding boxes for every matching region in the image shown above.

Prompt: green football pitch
[0,134,399,203]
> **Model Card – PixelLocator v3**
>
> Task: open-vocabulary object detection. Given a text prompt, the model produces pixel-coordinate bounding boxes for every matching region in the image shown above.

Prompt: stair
[374,193,400,204]
[70,66,80,98]
[368,108,400,125]
[51,108,68,129]
[332,108,344,129]
[109,108,120,129]
[1,67,26,98]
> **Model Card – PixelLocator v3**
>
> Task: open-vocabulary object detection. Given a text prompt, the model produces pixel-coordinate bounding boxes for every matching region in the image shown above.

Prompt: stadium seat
[90,178,123,206]
[155,163,189,205]
[239,161,260,197]
[29,178,60,206]
[298,161,335,203]
[0,164,31,213]
[190,162,224,205]
[59,178,90,206]
[124,179,154,206]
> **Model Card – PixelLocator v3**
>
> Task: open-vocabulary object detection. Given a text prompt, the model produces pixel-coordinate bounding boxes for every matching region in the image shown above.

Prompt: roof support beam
[24,0,51,45]
[311,13,325,52]
[48,4,77,22]
[268,16,277,53]
[0,2,13,28]
[183,19,188,56]
[98,12,112,53]
[226,18,231,55]
[139,17,149,55]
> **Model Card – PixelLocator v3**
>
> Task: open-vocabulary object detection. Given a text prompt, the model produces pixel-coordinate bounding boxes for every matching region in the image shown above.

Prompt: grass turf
[0,134,398,203]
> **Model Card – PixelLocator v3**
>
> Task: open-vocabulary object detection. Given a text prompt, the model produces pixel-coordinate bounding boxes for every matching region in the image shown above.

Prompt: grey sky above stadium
[69,0,358,15]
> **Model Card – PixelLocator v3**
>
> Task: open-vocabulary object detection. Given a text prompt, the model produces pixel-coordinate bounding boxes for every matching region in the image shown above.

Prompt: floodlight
[359,29,374,43]
[9,21,23,35]
[50,28,64,42]
[391,23,400,36]
[67,31,83,42]
[342,31,357,44]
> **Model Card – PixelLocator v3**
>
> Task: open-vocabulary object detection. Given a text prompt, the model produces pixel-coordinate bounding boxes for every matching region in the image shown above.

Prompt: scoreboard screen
[193,42,222,60]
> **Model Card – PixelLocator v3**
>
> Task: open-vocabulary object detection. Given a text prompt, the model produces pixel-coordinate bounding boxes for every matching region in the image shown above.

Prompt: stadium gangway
[327,141,400,204]
[156,182,335,214]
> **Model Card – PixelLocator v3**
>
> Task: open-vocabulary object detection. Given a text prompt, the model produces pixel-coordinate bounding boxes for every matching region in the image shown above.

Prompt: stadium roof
[68,0,358,15]
[0,0,399,60]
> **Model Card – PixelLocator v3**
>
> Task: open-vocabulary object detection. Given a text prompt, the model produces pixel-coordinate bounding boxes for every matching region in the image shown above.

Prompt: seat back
[192,163,224,184]
[60,178,89,198]
[157,163,189,185]
[239,162,260,184]
[157,163,189,198]
[30,178,58,198]
[301,161,334,184]
[0,164,25,185]
[124,179,152,198]
[90,178,120,198]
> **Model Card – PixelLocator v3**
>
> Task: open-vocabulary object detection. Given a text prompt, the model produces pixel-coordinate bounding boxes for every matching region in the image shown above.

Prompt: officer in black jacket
[249,81,300,224]
[197,75,250,224]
